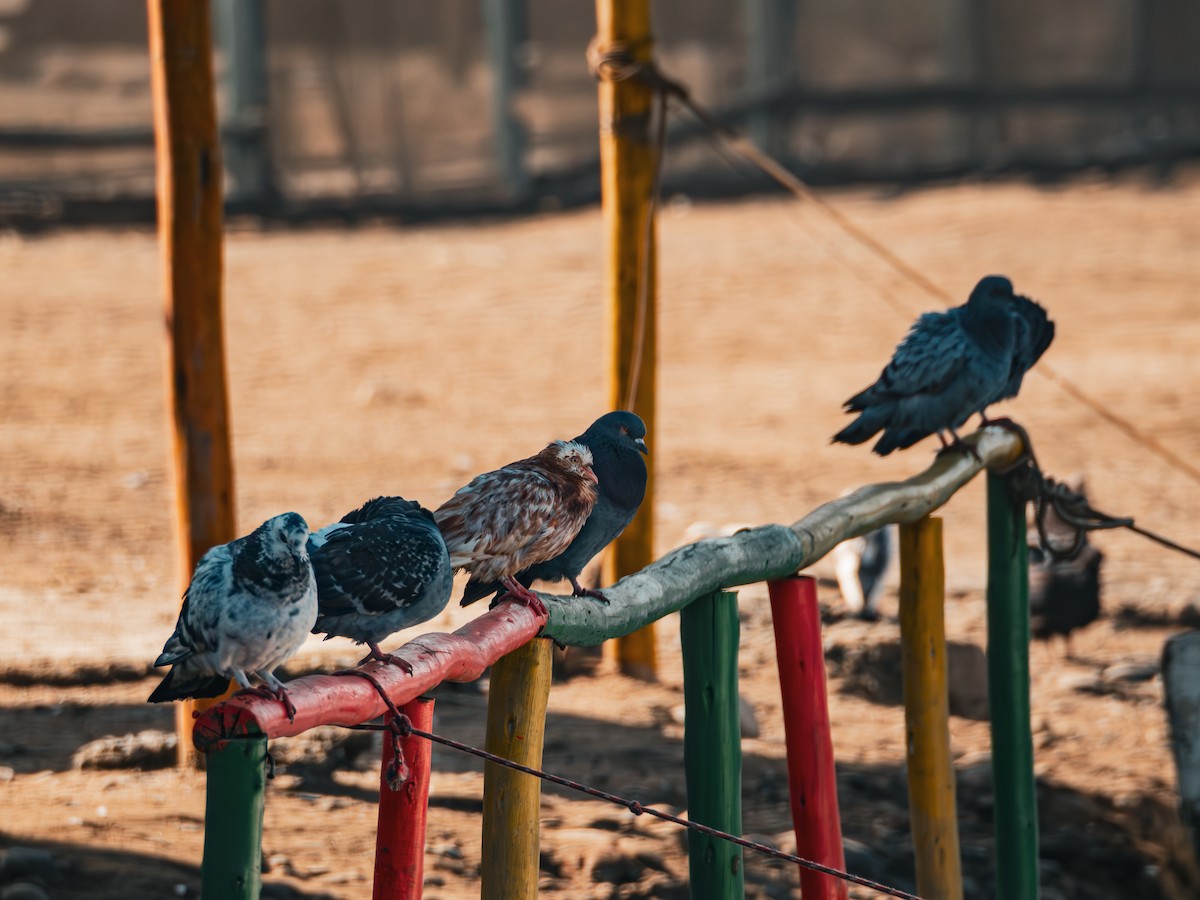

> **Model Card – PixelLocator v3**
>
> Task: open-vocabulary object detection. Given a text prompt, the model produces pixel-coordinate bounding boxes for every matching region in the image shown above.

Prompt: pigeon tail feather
[147,667,231,703]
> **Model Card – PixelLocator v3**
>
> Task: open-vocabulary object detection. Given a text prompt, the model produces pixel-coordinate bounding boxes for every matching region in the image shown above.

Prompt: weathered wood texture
[1163,631,1200,865]
[596,0,659,680]
[899,516,963,900]
[373,698,435,900]
[146,0,237,765]
[200,732,266,900]
[195,427,1023,748]
[680,591,744,898]
[545,426,1023,646]
[481,638,554,900]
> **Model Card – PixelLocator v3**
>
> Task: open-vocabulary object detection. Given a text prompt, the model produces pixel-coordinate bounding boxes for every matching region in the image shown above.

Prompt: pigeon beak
[634,437,648,455]
[584,467,599,484]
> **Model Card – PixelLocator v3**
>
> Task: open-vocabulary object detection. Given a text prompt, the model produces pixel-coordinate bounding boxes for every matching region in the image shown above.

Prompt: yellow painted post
[898,516,963,900]
[596,0,658,680]
[147,0,237,766]
[480,637,554,899]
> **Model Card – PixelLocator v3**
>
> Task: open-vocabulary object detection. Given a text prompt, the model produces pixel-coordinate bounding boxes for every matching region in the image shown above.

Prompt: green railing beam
[201,732,267,900]
[680,590,744,899]
[986,472,1040,900]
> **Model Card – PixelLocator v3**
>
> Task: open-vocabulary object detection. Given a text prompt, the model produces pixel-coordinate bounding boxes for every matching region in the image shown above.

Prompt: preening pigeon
[459,411,648,608]
[148,512,317,721]
[833,525,893,621]
[833,275,1054,455]
[435,439,599,617]
[308,496,453,670]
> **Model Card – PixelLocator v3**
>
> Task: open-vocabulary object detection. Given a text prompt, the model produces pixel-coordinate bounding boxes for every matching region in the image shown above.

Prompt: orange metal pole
[596,0,658,680]
[373,697,435,900]
[147,0,237,765]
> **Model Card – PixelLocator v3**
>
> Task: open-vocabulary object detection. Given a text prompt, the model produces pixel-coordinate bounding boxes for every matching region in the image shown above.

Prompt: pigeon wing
[996,294,1055,402]
[847,311,971,409]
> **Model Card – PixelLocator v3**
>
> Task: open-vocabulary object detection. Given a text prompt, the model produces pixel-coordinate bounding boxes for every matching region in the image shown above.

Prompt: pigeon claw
[360,642,415,676]
[569,576,611,604]
[499,577,549,618]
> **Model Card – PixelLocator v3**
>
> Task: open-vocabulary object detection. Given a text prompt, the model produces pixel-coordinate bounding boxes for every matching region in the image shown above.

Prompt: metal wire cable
[346,715,923,900]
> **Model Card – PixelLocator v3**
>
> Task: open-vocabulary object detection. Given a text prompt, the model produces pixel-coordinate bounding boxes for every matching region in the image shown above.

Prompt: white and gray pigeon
[833,275,1053,455]
[458,411,648,607]
[833,525,893,621]
[307,496,453,670]
[148,512,317,721]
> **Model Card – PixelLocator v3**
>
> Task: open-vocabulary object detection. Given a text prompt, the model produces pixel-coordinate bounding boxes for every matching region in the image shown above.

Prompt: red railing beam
[193,602,543,752]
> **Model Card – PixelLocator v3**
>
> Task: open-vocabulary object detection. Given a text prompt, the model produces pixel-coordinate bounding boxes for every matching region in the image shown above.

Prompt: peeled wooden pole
[986,473,1040,900]
[373,697,435,900]
[147,0,237,766]
[480,637,554,899]
[596,0,658,680]
[769,576,848,900]
[680,591,744,898]
[898,516,963,900]
[201,732,266,900]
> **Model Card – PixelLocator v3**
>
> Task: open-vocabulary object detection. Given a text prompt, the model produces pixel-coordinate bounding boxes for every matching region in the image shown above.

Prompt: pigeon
[833,275,1053,455]
[1027,473,1102,659]
[308,496,453,670]
[458,411,648,607]
[1029,542,1103,659]
[434,439,599,617]
[148,512,317,721]
[833,525,893,621]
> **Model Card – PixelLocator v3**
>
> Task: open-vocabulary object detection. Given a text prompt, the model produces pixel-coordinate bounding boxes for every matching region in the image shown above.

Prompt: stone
[739,694,760,738]
[1102,661,1159,683]
[71,730,177,770]
[0,885,52,900]
[946,641,989,720]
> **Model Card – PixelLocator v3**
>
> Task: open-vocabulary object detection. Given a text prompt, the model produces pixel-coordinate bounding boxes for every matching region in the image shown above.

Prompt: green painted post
[680,590,744,899]
[986,473,1039,900]
[201,734,268,900]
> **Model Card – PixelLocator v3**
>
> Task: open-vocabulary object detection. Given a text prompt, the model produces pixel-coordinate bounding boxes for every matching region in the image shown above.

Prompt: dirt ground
[2,174,1200,899]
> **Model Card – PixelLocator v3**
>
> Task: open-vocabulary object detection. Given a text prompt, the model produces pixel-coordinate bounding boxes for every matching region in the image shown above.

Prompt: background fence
[3,0,1200,226]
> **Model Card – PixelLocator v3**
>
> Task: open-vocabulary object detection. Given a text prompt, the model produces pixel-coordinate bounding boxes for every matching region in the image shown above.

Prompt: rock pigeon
[833,525,893,621]
[1028,473,1102,659]
[148,512,317,721]
[434,439,599,617]
[308,496,453,669]
[458,411,648,607]
[833,275,1053,455]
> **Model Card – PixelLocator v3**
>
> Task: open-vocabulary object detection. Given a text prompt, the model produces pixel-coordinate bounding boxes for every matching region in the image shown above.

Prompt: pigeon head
[581,410,649,456]
[969,275,1015,306]
[543,440,598,485]
[264,512,311,573]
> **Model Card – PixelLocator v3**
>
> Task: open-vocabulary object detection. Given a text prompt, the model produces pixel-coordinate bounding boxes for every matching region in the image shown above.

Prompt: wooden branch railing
[193,424,1031,900]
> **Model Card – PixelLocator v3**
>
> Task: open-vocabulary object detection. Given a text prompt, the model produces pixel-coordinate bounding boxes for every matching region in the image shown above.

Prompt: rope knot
[626,800,644,815]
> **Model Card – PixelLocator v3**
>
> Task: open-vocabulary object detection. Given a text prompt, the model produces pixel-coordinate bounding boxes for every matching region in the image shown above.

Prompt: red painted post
[373,696,435,900]
[768,576,849,900]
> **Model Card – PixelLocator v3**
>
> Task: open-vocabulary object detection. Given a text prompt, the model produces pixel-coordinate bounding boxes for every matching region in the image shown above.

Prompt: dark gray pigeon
[308,496,453,669]
[458,411,648,607]
[833,275,1052,455]
[1029,542,1103,659]
[148,512,317,721]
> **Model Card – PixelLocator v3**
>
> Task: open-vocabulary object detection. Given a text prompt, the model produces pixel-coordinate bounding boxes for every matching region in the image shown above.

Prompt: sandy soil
[2,175,1200,898]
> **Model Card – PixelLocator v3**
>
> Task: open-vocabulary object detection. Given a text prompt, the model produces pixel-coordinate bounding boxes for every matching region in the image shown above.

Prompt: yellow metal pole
[480,637,554,899]
[147,0,237,766]
[898,516,963,900]
[596,0,658,680]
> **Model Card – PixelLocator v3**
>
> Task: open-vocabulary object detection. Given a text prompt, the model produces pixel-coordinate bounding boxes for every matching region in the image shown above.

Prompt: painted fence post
[373,697,436,900]
[146,0,238,768]
[768,576,848,900]
[1163,630,1200,864]
[899,516,963,900]
[201,733,267,900]
[480,637,554,899]
[680,590,745,898]
[986,472,1040,899]
[596,0,659,681]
